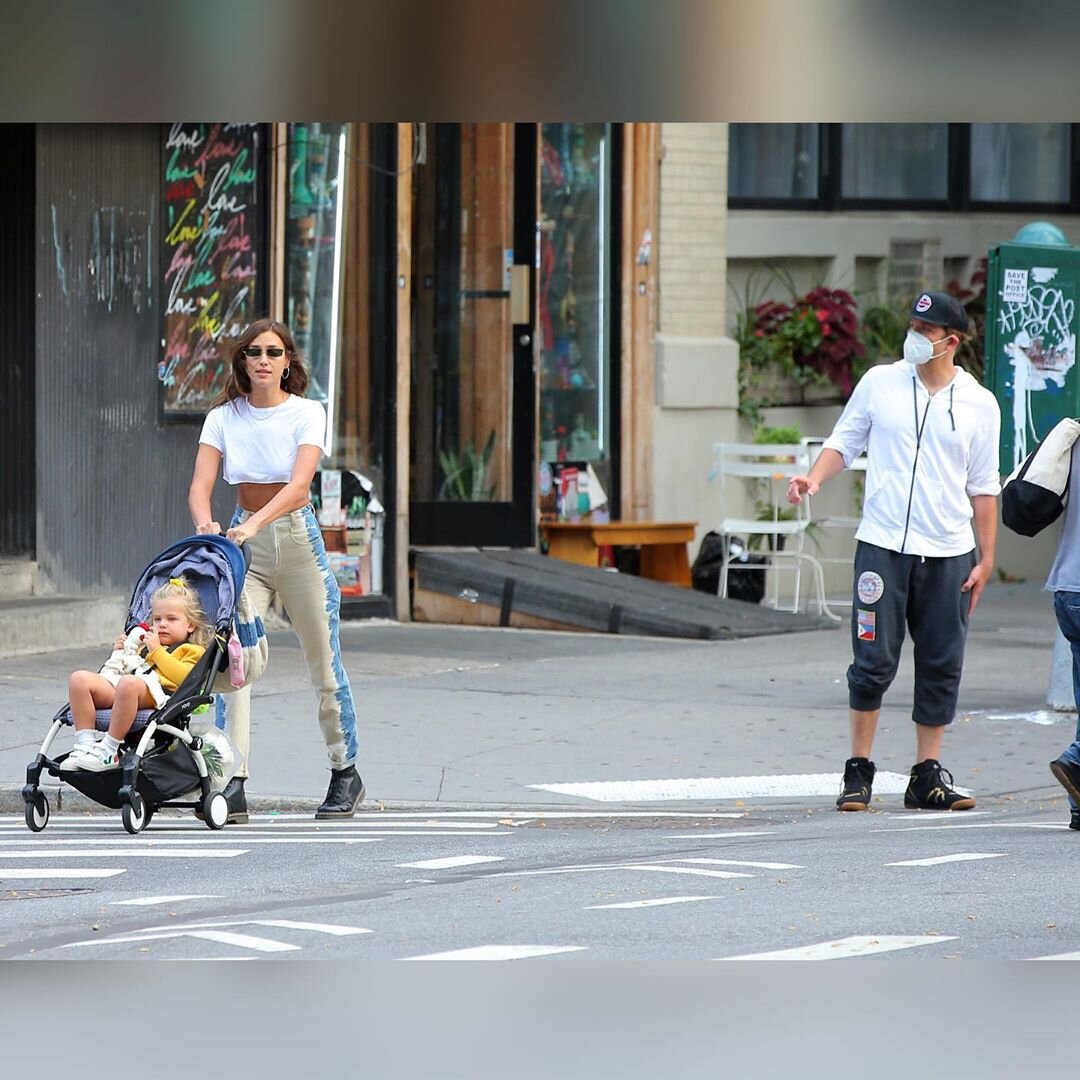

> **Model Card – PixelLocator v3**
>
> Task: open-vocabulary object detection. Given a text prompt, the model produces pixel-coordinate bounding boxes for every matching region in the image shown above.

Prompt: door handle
[519,333,532,346]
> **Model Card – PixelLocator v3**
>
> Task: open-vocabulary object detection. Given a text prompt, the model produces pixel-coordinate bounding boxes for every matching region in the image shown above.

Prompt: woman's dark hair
[212,318,309,406]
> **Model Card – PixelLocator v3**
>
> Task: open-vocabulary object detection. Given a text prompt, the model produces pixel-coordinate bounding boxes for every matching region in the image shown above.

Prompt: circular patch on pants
[857,570,885,605]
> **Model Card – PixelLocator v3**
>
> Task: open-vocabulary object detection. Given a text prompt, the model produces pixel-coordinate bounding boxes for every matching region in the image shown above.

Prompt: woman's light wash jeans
[216,505,358,777]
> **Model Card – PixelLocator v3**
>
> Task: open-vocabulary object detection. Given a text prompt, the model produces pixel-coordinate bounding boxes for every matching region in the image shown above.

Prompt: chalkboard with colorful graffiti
[159,123,265,416]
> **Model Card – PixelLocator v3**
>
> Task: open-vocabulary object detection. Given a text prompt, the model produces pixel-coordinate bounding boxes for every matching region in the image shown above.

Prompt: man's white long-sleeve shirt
[822,360,1001,558]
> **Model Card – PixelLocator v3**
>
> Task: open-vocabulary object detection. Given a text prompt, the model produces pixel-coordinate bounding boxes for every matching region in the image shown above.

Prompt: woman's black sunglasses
[243,345,286,358]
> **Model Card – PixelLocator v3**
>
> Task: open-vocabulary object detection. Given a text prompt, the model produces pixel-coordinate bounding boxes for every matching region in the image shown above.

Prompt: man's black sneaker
[1070,809,1080,831]
[315,765,365,819]
[904,760,975,811]
[1050,757,1080,805]
[837,757,875,811]
[194,776,249,825]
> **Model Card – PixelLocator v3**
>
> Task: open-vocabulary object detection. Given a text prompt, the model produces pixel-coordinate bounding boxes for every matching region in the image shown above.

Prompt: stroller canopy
[127,535,248,631]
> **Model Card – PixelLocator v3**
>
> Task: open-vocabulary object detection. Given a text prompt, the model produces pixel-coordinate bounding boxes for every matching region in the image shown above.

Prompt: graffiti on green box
[998,267,1076,470]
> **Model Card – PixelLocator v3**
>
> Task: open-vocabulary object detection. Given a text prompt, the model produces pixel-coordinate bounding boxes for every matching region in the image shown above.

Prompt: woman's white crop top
[199,396,326,484]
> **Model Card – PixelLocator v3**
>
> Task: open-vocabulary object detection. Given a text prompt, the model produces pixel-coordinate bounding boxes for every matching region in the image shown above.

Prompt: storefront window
[285,123,387,599]
[538,123,613,473]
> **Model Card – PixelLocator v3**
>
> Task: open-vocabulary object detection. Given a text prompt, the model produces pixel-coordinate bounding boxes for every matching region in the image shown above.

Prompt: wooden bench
[539,520,697,588]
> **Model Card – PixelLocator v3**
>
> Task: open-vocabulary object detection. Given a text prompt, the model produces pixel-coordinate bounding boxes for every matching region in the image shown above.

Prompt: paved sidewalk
[0,581,1071,814]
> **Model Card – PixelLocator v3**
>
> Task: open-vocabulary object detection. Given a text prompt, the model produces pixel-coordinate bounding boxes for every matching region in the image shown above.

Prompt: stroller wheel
[24,791,49,833]
[121,792,151,835]
[203,791,229,831]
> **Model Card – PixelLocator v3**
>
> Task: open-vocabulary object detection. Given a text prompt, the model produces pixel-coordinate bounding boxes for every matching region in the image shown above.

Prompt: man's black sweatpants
[847,541,976,728]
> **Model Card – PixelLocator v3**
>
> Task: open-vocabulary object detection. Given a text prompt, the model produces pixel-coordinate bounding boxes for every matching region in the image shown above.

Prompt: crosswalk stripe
[124,919,371,937]
[1030,951,1080,961]
[876,825,1071,833]
[66,930,300,953]
[0,828,505,838]
[401,945,586,961]
[720,935,956,961]
[884,853,1006,867]
[249,920,370,937]
[586,896,720,910]
[529,774,916,801]
[398,855,505,870]
[0,838,380,847]
[0,849,246,859]
[491,864,753,881]
[673,859,803,870]
[110,895,220,906]
[626,866,753,880]
[0,810,745,824]
[0,868,126,879]
[186,930,301,953]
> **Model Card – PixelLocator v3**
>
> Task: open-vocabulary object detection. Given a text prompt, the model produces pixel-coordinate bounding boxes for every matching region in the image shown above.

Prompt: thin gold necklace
[244,393,289,418]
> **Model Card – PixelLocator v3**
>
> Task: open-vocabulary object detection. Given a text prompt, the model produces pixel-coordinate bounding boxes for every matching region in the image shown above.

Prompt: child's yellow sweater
[144,643,206,693]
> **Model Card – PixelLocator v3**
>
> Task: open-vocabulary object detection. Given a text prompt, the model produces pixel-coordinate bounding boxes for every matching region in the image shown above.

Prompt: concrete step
[0,558,35,599]
[0,595,128,657]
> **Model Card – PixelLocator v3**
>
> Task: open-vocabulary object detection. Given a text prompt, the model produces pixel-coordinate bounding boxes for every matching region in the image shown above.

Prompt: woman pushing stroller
[188,318,364,823]
[62,577,210,772]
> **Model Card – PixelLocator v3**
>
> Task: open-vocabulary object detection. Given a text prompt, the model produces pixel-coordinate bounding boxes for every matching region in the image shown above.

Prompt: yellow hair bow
[169,577,186,588]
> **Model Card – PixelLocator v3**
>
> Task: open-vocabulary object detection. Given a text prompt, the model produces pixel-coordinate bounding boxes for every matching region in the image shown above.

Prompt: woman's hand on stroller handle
[196,521,222,536]
[226,522,258,546]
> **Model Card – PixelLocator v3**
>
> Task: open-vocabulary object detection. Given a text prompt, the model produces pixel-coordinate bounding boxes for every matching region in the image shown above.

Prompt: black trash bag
[691,531,766,605]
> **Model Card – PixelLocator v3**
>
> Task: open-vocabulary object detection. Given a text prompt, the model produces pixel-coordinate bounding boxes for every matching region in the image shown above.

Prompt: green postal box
[985,223,1080,476]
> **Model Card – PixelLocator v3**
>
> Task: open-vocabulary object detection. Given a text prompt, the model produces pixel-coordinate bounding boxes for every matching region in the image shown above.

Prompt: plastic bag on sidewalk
[691,532,766,605]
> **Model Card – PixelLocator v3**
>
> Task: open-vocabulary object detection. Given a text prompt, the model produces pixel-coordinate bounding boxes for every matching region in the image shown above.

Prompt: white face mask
[903,329,951,366]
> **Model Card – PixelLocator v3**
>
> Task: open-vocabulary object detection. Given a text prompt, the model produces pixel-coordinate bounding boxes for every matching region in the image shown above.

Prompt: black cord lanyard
[901,377,933,555]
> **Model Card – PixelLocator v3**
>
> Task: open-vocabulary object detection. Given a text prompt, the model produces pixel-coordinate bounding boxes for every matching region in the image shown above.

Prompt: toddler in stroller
[22,534,253,834]
[62,576,210,772]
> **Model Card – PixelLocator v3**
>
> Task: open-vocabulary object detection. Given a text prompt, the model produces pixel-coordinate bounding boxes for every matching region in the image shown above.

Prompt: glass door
[409,123,537,547]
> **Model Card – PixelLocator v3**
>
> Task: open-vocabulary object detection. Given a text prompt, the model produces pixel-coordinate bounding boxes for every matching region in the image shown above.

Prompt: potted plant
[438,431,497,501]
[732,265,866,425]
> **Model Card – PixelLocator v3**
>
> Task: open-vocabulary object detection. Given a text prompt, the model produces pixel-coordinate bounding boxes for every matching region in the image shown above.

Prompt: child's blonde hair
[151,577,212,647]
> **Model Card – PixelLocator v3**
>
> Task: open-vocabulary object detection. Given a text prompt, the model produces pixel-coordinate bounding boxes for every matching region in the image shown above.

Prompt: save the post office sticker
[857,571,885,605]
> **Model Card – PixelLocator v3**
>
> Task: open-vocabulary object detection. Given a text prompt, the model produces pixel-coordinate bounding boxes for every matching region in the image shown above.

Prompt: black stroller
[22,535,251,835]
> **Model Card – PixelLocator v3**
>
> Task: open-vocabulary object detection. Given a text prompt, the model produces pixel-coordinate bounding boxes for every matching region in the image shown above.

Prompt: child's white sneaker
[59,744,97,772]
[71,742,123,772]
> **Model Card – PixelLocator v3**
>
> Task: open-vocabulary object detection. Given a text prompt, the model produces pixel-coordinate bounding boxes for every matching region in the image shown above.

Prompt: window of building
[729,123,1080,212]
[970,123,1070,205]
[728,124,819,201]
[840,123,949,202]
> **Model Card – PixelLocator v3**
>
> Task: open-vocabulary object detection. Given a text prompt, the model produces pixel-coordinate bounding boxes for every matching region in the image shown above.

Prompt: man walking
[788,291,1001,811]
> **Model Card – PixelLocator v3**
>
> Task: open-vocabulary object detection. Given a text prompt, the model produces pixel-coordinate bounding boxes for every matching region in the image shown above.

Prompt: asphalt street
[2,581,1079,963]
[0,799,1076,961]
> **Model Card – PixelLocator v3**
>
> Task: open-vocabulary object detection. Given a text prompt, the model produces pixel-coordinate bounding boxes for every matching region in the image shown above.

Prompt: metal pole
[1048,627,1076,712]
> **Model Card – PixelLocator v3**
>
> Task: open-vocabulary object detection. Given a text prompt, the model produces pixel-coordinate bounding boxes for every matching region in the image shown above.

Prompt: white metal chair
[709,442,837,620]
[800,436,869,615]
